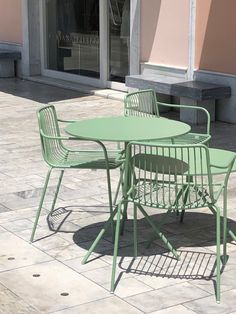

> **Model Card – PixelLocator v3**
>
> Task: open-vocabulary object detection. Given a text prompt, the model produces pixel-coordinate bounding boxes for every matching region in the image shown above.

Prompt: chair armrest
[57,118,77,123]
[40,130,124,164]
[157,101,211,134]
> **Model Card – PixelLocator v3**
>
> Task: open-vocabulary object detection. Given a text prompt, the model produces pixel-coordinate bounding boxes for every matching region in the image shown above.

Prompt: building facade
[1,0,236,123]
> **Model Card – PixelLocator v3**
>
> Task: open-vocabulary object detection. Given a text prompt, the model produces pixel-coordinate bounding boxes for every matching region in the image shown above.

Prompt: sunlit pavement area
[1,78,236,313]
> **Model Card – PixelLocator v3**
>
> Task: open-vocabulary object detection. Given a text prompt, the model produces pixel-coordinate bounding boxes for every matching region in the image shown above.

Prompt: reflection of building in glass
[47,0,100,78]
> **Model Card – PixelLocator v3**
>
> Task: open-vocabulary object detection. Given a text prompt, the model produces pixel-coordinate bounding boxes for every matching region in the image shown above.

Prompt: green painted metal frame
[30,105,123,243]
[124,89,211,223]
[82,141,235,302]
[124,89,211,145]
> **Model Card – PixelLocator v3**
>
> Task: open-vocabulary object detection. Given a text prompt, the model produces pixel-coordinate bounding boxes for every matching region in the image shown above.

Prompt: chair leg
[50,170,64,213]
[179,178,193,223]
[137,204,180,260]
[208,204,236,244]
[180,210,185,223]
[145,209,172,248]
[82,205,119,265]
[133,205,138,257]
[30,168,52,243]
[222,189,228,265]
[106,166,114,237]
[113,166,123,206]
[111,202,122,292]
[228,229,236,242]
[120,201,128,235]
[215,204,221,303]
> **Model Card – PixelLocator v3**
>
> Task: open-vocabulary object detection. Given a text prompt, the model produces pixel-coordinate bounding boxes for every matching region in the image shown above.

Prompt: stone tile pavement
[1,78,236,313]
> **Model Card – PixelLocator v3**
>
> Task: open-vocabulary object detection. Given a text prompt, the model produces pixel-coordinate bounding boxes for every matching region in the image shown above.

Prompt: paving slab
[0,289,40,314]
[1,78,236,313]
[0,232,52,272]
[184,288,236,314]
[52,296,143,314]
[0,260,109,313]
[125,282,210,313]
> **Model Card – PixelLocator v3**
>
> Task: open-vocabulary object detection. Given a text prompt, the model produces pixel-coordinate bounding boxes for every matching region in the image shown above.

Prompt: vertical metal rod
[30,168,52,242]
[50,170,64,212]
[111,203,122,292]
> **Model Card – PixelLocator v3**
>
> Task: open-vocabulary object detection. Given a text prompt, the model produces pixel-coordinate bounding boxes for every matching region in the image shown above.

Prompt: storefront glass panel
[109,0,130,82]
[46,0,100,78]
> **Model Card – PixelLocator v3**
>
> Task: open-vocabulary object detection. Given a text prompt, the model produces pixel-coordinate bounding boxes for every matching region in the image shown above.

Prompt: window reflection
[109,0,130,83]
[46,0,100,78]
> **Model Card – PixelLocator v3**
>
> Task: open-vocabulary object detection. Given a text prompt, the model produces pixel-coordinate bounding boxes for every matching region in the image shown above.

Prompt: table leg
[120,142,130,235]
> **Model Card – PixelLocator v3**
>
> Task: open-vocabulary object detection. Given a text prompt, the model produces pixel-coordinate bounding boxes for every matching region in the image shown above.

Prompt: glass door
[108,0,130,83]
[45,0,100,79]
[43,0,130,87]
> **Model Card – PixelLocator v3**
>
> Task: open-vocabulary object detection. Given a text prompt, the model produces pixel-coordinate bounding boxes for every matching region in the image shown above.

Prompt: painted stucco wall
[0,0,22,44]
[140,0,189,68]
[195,0,236,75]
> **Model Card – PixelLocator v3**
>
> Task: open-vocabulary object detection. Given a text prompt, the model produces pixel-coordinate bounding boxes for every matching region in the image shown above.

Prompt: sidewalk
[1,78,236,314]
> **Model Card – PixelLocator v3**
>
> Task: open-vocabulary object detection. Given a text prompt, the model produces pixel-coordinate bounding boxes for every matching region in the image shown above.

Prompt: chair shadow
[72,210,236,290]
[43,208,236,293]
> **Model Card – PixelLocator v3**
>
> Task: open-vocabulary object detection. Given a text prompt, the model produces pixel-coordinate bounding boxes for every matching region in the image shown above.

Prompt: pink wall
[0,0,22,44]
[140,0,189,68]
[196,0,236,74]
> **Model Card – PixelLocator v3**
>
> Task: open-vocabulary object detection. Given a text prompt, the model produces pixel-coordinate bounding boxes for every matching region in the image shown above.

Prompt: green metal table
[65,115,191,232]
[65,116,191,142]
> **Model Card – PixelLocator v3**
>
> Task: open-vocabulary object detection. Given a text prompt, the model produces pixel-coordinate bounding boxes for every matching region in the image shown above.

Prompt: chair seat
[148,133,210,145]
[131,180,222,209]
[133,148,236,176]
[173,133,210,144]
[48,149,123,169]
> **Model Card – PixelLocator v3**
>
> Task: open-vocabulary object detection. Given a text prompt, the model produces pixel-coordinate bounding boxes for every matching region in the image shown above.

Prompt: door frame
[39,0,140,90]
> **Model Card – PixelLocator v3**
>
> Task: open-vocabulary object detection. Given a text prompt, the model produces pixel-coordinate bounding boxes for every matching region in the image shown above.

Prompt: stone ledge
[126,74,231,101]
[0,50,21,78]
[0,50,21,60]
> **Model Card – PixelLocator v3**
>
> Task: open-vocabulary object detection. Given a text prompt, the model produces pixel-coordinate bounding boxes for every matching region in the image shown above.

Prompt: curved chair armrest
[40,130,78,141]
[40,130,124,164]
[57,118,77,123]
[157,101,211,134]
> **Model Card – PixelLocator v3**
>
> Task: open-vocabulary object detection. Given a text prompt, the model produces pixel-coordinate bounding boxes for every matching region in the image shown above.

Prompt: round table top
[65,116,191,142]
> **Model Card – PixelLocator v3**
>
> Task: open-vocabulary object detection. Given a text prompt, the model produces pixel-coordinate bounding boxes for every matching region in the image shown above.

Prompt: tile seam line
[0,259,54,276]
[78,266,150,309]
[79,270,147,314]
[46,295,113,314]
[0,227,67,263]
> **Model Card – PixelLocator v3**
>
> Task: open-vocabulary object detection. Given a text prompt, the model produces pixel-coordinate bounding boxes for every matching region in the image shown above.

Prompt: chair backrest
[37,105,66,166]
[124,142,216,210]
[124,90,160,117]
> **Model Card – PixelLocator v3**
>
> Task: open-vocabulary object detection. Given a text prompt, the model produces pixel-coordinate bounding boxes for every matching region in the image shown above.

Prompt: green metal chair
[82,141,235,302]
[124,89,212,222]
[30,105,123,242]
[124,89,211,145]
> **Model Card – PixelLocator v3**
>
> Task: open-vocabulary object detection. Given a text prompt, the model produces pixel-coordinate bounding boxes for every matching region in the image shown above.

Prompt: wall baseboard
[140,62,187,79]
[0,42,22,51]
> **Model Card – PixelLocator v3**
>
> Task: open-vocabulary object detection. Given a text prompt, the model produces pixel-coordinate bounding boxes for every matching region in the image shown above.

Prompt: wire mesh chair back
[125,142,216,210]
[37,105,67,166]
[124,89,159,117]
